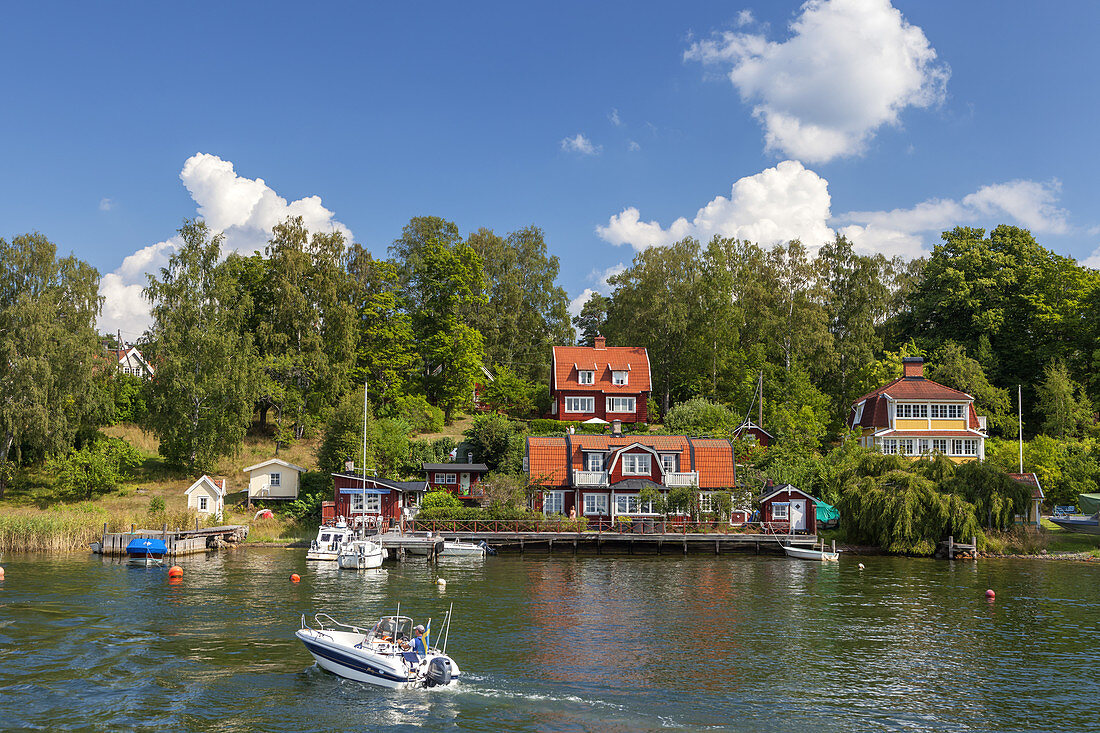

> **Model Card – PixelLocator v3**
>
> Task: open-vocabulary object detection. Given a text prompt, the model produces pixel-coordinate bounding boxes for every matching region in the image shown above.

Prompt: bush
[48,437,143,500]
[664,398,737,437]
[148,496,166,514]
[283,471,331,521]
[464,414,525,472]
[421,490,461,510]
[528,419,582,435]
[382,394,444,435]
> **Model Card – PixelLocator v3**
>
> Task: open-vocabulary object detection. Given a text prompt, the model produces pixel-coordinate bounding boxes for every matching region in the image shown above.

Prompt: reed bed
[0,505,218,553]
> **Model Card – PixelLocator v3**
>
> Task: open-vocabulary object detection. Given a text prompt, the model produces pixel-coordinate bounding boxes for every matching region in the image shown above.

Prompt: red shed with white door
[758,483,816,535]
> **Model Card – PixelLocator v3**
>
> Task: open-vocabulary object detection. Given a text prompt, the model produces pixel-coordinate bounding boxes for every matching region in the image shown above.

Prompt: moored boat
[337,539,384,569]
[307,521,353,561]
[126,538,167,566]
[1049,513,1100,535]
[296,611,461,689]
[440,539,489,558]
[783,543,839,561]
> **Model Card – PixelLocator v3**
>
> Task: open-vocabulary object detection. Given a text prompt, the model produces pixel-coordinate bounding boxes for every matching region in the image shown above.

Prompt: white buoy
[858,563,865,570]
[436,578,447,587]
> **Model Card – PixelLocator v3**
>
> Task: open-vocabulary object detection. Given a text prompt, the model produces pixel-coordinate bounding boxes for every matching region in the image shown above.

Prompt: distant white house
[242,458,307,501]
[105,342,155,379]
[185,475,226,518]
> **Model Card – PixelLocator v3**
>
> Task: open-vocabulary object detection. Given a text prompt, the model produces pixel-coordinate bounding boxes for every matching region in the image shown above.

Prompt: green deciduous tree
[927,342,1014,437]
[664,398,737,436]
[144,220,259,469]
[572,292,609,347]
[1037,360,1093,439]
[0,233,107,497]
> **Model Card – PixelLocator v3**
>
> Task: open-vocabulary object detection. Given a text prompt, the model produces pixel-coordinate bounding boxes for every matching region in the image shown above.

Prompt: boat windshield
[369,615,413,642]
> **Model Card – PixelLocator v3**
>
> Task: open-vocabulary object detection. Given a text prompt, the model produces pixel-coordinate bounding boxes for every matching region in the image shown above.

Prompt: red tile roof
[856,376,972,402]
[526,435,735,488]
[552,345,651,394]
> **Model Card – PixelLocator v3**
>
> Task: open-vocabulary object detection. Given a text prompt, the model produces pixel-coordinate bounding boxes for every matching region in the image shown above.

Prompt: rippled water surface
[1,549,1099,731]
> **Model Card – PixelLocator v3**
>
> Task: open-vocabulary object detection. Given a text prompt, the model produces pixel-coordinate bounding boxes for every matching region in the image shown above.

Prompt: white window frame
[543,491,565,515]
[350,494,382,512]
[918,439,930,454]
[933,439,947,454]
[350,494,363,512]
[578,370,594,385]
[931,404,966,419]
[881,439,897,455]
[621,453,651,475]
[698,492,713,513]
[269,472,281,487]
[198,496,208,511]
[896,403,929,419]
[434,472,457,484]
[612,370,628,386]
[564,396,595,413]
[606,396,636,413]
[614,494,654,515]
[585,452,605,472]
[900,439,915,456]
[661,454,676,473]
[771,502,789,520]
[583,493,608,515]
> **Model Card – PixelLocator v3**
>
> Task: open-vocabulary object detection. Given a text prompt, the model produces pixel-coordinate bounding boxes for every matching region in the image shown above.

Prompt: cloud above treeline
[97,153,352,338]
[561,133,602,156]
[597,160,1073,260]
[685,0,949,163]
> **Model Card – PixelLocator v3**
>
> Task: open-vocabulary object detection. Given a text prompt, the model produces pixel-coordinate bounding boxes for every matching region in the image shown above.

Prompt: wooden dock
[94,524,249,557]
[428,530,817,556]
[377,532,444,561]
[939,535,979,559]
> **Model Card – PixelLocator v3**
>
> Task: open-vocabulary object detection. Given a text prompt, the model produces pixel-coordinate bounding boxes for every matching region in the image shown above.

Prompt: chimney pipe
[467,451,474,464]
[902,356,924,379]
[611,419,622,437]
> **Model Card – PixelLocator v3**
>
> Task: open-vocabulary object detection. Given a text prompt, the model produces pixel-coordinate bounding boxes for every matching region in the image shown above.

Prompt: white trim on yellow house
[242,458,306,500]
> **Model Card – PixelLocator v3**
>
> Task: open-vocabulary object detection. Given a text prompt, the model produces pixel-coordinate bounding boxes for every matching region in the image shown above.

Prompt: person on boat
[410,625,427,656]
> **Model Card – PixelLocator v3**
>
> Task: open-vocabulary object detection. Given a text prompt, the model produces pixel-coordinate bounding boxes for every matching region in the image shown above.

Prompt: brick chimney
[902,356,924,379]
[594,335,606,349]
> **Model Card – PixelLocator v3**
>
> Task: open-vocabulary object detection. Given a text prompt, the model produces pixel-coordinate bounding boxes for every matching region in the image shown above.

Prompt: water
[2,549,1099,732]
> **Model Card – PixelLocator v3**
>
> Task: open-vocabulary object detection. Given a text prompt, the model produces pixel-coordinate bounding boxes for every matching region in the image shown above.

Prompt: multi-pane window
[612,371,628,385]
[919,439,930,454]
[606,396,636,413]
[565,396,595,413]
[434,473,457,484]
[932,439,947,454]
[614,495,654,514]
[578,370,594,385]
[583,494,608,515]
[952,439,977,456]
[543,491,565,515]
[699,492,713,512]
[585,452,605,472]
[270,472,281,486]
[621,454,651,475]
[881,439,898,454]
[199,496,208,511]
[771,502,789,519]
[661,454,677,473]
[896,404,928,418]
[931,404,966,419]
[900,439,915,455]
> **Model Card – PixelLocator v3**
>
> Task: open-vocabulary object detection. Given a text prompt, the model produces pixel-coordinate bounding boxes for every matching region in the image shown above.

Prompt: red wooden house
[327,473,426,526]
[525,432,737,523]
[733,420,773,448]
[550,336,651,423]
[758,483,816,535]
[423,462,489,502]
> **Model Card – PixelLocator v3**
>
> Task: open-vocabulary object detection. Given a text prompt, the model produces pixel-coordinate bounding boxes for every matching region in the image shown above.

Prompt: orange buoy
[290,573,301,583]
[0,566,5,580]
[985,589,995,599]
[168,576,182,585]
[168,566,183,578]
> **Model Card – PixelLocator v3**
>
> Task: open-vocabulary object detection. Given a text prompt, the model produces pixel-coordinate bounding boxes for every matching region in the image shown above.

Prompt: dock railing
[410,518,806,537]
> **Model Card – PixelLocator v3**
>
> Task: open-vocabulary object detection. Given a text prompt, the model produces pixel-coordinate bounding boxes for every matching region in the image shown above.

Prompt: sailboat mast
[362,379,368,525]
[1018,384,1023,474]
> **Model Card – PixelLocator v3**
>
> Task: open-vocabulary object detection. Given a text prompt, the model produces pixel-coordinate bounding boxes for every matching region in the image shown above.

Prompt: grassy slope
[0,424,324,550]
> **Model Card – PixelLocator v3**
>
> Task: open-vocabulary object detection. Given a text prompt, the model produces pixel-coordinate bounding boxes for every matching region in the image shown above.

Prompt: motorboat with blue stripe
[296,610,461,689]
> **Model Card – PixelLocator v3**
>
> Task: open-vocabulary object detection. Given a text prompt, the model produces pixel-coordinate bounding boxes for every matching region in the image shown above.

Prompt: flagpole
[1018,384,1023,473]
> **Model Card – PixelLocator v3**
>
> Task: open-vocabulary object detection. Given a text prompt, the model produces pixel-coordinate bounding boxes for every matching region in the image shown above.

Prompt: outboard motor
[424,656,452,687]
[478,540,497,556]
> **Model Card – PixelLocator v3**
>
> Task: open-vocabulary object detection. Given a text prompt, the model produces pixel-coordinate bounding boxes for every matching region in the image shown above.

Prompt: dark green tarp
[816,500,840,527]
[1078,493,1100,514]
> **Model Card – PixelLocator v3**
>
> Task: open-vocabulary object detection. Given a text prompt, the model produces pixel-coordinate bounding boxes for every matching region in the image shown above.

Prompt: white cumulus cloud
[1084,246,1100,269]
[99,197,114,211]
[561,133,602,156]
[597,160,834,250]
[97,153,352,337]
[685,0,949,162]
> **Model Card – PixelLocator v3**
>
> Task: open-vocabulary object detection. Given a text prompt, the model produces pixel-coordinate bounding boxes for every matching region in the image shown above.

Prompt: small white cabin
[242,458,306,501]
[185,475,226,518]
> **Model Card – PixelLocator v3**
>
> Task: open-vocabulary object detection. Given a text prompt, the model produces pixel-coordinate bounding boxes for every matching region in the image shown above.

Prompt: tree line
[1,220,1098,510]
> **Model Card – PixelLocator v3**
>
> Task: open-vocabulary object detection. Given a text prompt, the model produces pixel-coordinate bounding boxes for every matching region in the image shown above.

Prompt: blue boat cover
[126,538,168,554]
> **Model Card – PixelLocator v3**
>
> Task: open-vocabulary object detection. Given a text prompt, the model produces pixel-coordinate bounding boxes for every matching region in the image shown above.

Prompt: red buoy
[168,566,183,578]
[0,566,5,580]
[985,589,995,599]
[290,573,301,583]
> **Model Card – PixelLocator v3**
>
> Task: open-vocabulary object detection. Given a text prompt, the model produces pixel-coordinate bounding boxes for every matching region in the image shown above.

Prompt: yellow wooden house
[848,357,987,463]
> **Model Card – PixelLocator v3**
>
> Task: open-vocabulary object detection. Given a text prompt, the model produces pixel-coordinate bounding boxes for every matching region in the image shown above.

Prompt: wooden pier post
[948,535,954,558]
[101,523,107,554]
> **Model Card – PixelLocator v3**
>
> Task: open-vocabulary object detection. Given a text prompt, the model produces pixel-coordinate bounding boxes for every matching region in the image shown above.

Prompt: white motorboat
[337,539,384,569]
[306,521,353,562]
[296,612,461,689]
[440,539,488,558]
[783,543,839,561]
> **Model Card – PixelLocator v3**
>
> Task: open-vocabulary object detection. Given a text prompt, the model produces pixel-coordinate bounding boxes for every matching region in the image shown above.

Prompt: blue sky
[2,1,1098,339]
